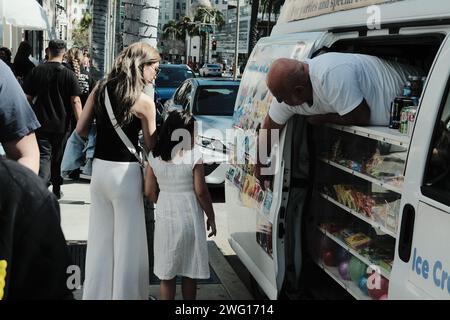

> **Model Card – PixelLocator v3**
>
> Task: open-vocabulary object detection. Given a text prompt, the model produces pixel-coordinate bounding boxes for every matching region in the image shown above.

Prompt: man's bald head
[266,58,311,106]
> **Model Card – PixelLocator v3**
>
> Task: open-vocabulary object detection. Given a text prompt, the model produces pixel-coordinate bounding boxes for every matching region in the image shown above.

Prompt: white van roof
[272,0,450,36]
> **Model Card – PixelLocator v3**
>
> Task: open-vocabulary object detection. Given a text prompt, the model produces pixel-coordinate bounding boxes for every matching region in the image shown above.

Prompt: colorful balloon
[338,261,351,280]
[322,251,336,267]
[348,257,367,284]
[358,276,369,296]
[335,247,351,263]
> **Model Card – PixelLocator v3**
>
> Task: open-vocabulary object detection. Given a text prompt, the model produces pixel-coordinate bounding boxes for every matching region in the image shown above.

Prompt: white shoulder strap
[104,88,144,167]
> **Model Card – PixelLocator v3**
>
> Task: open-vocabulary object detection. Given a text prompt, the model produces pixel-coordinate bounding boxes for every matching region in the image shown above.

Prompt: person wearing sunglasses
[75,42,161,300]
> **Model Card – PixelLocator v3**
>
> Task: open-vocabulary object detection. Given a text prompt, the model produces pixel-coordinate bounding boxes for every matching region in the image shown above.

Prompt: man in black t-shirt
[0,158,74,300]
[23,40,82,199]
[0,60,41,174]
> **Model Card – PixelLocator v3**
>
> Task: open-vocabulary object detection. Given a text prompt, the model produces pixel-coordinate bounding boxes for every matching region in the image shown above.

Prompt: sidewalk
[59,180,253,300]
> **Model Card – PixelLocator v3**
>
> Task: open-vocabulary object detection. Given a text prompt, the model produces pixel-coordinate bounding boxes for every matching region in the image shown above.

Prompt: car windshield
[195,86,239,116]
[155,67,195,88]
[207,64,219,68]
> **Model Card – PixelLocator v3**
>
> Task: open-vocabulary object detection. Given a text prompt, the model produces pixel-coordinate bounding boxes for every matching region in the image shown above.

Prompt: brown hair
[95,42,161,127]
[66,47,83,78]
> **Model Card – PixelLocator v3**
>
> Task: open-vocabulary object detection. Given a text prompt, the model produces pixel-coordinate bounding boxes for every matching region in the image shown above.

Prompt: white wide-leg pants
[82,159,149,300]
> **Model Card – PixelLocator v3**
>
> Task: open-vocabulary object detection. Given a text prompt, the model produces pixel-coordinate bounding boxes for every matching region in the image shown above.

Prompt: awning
[1,0,50,30]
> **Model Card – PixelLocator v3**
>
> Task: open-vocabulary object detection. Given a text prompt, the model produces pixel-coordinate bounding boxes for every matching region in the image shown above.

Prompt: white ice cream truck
[225,0,450,300]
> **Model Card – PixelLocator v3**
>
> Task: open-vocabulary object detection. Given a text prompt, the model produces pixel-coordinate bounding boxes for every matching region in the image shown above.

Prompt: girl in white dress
[145,110,217,300]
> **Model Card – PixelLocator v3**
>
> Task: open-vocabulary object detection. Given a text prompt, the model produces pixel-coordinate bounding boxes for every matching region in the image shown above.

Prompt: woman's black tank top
[94,85,141,162]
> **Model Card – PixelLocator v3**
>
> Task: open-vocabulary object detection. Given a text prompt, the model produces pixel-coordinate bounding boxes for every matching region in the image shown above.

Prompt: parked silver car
[163,78,240,185]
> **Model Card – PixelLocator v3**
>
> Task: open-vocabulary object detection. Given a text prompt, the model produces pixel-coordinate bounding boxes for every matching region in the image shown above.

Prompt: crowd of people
[0,39,216,301]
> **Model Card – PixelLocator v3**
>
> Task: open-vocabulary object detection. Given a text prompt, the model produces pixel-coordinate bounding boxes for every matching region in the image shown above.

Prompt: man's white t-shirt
[268,53,421,126]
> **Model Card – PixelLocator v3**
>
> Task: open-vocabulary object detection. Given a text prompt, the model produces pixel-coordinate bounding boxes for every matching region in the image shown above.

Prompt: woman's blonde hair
[66,47,83,79]
[96,42,161,126]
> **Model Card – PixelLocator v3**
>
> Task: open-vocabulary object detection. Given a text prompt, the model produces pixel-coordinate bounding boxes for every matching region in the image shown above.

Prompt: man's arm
[307,100,371,126]
[3,133,40,174]
[71,96,83,122]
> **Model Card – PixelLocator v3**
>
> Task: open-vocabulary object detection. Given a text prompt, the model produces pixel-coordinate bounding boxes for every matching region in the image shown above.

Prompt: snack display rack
[325,124,410,147]
[319,193,397,238]
[319,158,403,194]
[310,125,409,300]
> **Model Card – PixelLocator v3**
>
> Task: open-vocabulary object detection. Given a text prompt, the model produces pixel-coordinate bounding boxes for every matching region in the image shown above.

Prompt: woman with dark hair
[75,42,160,300]
[0,47,13,69]
[145,110,217,300]
[12,41,35,83]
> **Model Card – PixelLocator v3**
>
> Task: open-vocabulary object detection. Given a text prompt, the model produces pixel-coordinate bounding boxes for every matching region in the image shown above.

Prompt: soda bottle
[402,81,412,97]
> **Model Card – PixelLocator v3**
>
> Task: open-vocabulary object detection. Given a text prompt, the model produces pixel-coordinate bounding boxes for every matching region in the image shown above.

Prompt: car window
[181,83,192,109]
[194,86,239,116]
[155,67,195,88]
[207,64,219,68]
[174,82,192,107]
[174,82,188,105]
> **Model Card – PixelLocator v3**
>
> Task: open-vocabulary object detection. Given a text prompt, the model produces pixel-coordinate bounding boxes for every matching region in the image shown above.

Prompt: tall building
[70,0,93,23]
[158,0,174,36]
[213,0,251,67]
[158,0,189,63]
[55,0,69,42]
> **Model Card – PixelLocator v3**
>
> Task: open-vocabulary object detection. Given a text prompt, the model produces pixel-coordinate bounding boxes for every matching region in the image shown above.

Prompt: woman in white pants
[75,43,160,300]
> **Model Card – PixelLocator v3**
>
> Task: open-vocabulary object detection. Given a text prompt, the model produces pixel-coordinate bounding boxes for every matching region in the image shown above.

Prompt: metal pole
[207,28,210,64]
[233,0,240,81]
[0,0,3,46]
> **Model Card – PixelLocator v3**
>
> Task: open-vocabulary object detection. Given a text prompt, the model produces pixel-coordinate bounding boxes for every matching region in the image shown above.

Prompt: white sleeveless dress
[148,150,210,280]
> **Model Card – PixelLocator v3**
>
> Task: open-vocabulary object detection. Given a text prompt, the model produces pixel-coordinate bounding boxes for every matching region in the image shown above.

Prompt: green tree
[261,0,285,35]
[248,0,260,55]
[177,16,199,62]
[192,6,224,64]
[72,11,93,48]
[163,20,181,40]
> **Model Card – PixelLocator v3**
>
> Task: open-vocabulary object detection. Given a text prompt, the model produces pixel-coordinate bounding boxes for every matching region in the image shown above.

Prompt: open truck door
[390,34,450,299]
[224,32,329,300]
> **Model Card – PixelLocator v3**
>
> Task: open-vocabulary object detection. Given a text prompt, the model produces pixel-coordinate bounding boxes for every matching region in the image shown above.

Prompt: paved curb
[207,241,253,300]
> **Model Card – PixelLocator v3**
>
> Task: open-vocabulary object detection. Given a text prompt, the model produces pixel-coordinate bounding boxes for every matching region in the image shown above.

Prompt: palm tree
[261,0,285,35]
[248,0,285,56]
[163,20,181,40]
[248,0,260,56]
[177,16,199,62]
[192,6,224,64]
[194,6,225,27]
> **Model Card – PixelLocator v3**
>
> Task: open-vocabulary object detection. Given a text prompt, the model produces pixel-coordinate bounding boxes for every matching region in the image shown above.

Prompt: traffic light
[212,39,217,51]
